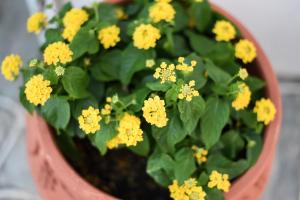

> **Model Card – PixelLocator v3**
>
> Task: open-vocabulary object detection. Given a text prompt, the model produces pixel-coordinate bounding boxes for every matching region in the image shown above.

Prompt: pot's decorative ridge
[26,2,282,200]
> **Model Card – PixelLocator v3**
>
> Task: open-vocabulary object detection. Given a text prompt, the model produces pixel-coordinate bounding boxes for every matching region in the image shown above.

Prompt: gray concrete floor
[0,0,299,199]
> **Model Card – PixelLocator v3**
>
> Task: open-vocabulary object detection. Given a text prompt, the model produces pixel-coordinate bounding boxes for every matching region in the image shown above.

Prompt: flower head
[78,106,101,134]
[232,83,251,111]
[238,68,248,80]
[142,96,168,127]
[178,81,199,101]
[27,12,47,33]
[235,39,257,63]
[133,24,161,50]
[169,178,206,200]
[253,98,276,125]
[117,113,143,147]
[208,170,231,192]
[176,57,197,72]
[43,42,73,65]
[24,75,52,106]
[63,8,89,28]
[55,66,65,76]
[98,25,121,49]
[1,54,22,81]
[101,104,112,115]
[192,145,208,164]
[153,62,176,83]
[146,59,156,68]
[62,25,80,42]
[149,2,176,23]
[107,135,122,149]
[212,20,236,42]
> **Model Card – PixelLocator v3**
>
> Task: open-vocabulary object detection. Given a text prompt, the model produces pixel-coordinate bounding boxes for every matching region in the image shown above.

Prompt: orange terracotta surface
[26,2,282,200]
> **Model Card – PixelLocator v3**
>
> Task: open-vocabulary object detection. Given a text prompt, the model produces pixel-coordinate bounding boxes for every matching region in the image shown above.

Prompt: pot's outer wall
[26,1,282,200]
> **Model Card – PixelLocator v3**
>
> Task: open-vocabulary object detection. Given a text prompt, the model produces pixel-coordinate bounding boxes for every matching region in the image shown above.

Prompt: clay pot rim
[28,2,282,200]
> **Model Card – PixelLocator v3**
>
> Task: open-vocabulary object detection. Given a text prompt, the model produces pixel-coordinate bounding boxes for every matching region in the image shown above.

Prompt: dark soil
[59,137,169,200]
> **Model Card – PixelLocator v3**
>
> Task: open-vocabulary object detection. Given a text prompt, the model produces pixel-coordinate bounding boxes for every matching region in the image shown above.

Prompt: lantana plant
[1,0,276,199]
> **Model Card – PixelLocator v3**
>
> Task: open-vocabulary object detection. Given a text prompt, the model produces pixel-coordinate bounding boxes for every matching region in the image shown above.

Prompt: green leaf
[245,76,265,92]
[163,35,190,57]
[206,154,249,179]
[197,172,209,186]
[62,67,90,99]
[71,97,98,119]
[185,31,215,55]
[178,96,206,134]
[238,110,258,129]
[204,60,231,84]
[97,3,118,24]
[206,42,235,67]
[205,188,224,200]
[221,130,245,159]
[146,81,171,92]
[174,148,197,184]
[165,84,180,106]
[201,97,230,148]
[45,29,63,44]
[43,68,58,85]
[173,2,189,32]
[189,1,213,32]
[128,87,151,112]
[120,45,155,85]
[90,50,122,82]
[19,86,35,113]
[90,121,117,155]
[152,109,187,153]
[58,2,72,18]
[244,132,263,166]
[130,130,150,156]
[69,27,99,60]
[41,96,70,130]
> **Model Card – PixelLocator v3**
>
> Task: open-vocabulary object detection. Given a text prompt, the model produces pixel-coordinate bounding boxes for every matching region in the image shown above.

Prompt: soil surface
[60,137,170,200]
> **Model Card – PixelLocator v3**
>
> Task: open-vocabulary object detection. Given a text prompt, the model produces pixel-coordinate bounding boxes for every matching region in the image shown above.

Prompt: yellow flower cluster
[142,96,168,128]
[176,57,197,72]
[169,178,206,200]
[98,25,121,49]
[192,145,208,164]
[235,39,257,64]
[149,1,176,23]
[153,62,176,83]
[1,54,22,81]
[55,66,65,76]
[253,98,276,125]
[133,24,161,50]
[43,42,73,65]
[146,59,155,68]
[107,135,122,150]
[117,113,143,147]
[62,8,89,42]
[178,80,199,102]
[238,68,248,80]
[78,106,101,134]
[101,104,112,115]
[24,75,52,106]
[212,20,236,42]
[232,83,251,111]
[27,12,47,34]
[208,170,231,192]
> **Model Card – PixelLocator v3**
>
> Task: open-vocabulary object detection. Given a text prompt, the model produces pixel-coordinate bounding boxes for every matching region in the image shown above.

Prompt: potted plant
[1,0,281,199]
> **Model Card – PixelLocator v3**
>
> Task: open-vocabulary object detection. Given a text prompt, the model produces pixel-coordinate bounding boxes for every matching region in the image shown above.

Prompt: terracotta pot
[26,1,282,200]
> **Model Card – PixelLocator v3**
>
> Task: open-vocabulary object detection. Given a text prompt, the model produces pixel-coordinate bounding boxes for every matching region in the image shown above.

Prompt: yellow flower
[43,42,73,65]
[98,25,121,49]
[142,96,168,128]
[212,20,236,42]
[192,145,208,164]
[253,98,276,125]
[238,68,248,80]
[178,80,199,101]
[101,104,112,115]
[27,12,47,33]
[232,83,251,111]
[1,54,22,81]
[235,39,257,63]
[62,25,80,42]
[208,170,231,192]
[195,0,204,2]
[115,8,128,20]
[78,106,101,134]
[153,62,176,83]
[155,0,172,2]
[146,59,156,68]
[133,24,161,50]
[149,2,176,23]
[106,97,112,103]
[176,57,197,72]
[107,135,122,149]
[55,66,65,76]
[117,113,143,147]
[169,179,206,200]
[63,8,89,28]
[24,75,52,106]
